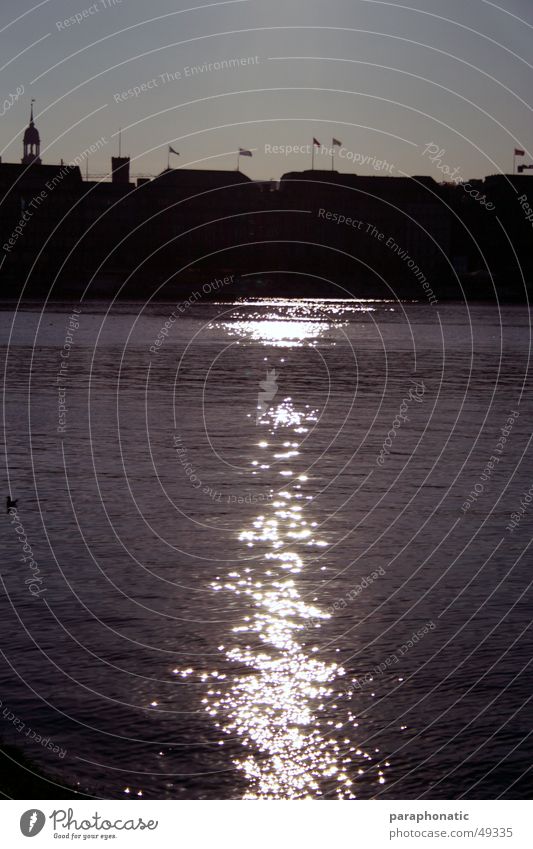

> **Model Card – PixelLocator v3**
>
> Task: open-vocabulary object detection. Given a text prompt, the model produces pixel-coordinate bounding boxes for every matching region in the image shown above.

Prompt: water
[1,298,532,799]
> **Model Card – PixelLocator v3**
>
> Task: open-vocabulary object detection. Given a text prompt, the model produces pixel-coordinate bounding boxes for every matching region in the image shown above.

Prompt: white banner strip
[3,799,531,848]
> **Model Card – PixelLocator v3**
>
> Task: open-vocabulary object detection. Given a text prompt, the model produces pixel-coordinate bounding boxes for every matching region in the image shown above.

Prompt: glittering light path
[183,303,387,798]
[208,397,360,798]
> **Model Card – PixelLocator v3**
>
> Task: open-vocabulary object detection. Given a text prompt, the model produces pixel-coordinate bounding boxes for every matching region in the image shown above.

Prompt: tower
[22,100,41,165]
[111,128,130,185]
[111,156,130,185]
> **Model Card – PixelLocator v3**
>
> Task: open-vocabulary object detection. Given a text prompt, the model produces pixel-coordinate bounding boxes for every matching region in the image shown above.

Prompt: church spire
[22,99,41,165]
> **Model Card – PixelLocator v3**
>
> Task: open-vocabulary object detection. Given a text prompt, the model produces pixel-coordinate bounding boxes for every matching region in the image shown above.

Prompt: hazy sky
[1,0,532,180]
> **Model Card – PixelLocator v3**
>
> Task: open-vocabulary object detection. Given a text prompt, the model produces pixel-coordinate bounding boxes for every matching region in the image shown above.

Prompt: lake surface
[1,298,532,799]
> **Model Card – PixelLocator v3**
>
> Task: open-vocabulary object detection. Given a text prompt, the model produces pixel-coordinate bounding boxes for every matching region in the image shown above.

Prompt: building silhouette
[0,109,531,300]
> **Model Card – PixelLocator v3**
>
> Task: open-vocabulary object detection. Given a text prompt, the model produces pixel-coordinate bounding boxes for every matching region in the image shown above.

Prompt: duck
[6,495,18,512]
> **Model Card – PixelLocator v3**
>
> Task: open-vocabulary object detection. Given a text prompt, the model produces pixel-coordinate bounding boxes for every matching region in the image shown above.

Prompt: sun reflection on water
[209,298,370,347]
[222,318,331,347]
[175,303,391,798]
[206,401,361,797]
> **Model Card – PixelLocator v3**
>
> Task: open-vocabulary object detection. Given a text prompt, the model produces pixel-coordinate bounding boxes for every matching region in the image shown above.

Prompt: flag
[514,148,525,156]
[313,138,321,146]
[332,138,342,146]
[239,148,253,156]
[169,146,179,156]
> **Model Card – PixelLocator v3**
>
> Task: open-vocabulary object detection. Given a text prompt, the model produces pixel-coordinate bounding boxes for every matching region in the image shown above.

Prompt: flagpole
[311,142,315,171]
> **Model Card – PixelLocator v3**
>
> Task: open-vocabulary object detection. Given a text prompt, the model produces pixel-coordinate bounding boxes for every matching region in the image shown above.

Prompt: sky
[1,0,532,181]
